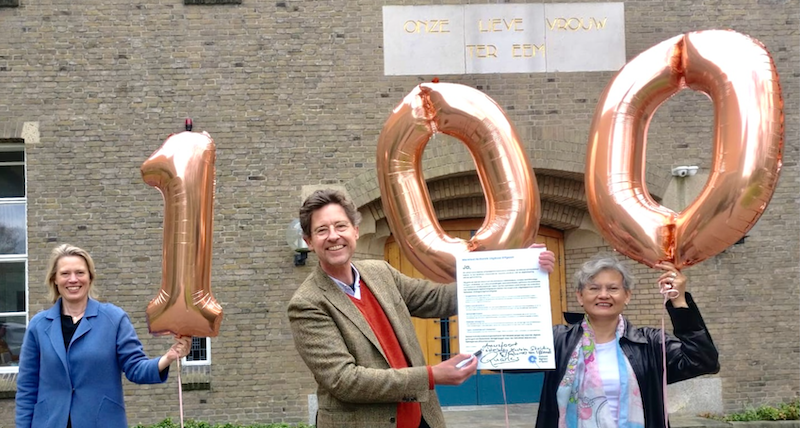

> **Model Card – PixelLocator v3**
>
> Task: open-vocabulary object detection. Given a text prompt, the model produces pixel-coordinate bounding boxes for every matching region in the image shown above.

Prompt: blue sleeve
[15,322,40,428]
[116,313,167,384]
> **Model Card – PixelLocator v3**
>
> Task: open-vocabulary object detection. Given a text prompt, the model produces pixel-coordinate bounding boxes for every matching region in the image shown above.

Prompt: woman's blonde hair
[45,244,99,303]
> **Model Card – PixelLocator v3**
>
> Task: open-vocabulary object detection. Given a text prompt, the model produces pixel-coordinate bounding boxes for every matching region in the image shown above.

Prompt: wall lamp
[285,218,309,266]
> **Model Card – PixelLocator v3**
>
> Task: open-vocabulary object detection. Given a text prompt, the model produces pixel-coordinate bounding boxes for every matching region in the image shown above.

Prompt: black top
[60,314,80,352]
[60,314,81,428]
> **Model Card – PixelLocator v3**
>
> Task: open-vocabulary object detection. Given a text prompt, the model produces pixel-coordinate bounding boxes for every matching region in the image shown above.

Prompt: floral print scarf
[556,315,645,428]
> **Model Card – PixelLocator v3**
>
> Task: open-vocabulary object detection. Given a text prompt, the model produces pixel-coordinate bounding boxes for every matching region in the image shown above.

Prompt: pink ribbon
[659,280,679,427]
[177,358,185,428]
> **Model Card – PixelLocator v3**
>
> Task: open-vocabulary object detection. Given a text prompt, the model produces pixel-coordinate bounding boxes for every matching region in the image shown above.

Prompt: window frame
[0,141,27,374]
[182,336,211,366]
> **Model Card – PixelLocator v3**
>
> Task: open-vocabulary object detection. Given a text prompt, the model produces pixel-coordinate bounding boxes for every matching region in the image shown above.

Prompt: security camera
[671,166,699,177]
[672,167,690,177]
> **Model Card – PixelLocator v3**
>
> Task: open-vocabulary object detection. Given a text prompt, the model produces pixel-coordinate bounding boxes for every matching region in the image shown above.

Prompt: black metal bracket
[294,251,308,266]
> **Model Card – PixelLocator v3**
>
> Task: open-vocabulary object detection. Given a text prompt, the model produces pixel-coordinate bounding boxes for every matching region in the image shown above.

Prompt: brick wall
[0,0,796,424]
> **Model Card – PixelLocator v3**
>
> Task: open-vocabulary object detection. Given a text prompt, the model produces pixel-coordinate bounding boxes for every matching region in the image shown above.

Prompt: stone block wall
[0,0,796,424]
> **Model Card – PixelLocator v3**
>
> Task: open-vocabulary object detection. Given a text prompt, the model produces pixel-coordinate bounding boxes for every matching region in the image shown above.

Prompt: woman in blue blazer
[15,244,191,428]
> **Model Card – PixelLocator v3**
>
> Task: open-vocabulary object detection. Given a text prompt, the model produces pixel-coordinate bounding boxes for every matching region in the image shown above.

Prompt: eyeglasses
[583,284,625,296]
[312,221,352,238]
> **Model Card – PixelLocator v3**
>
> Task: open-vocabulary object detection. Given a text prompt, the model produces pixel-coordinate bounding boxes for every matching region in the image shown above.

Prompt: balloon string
[177,358,185,428]
[500,369,510,428]
[659,283,678,428]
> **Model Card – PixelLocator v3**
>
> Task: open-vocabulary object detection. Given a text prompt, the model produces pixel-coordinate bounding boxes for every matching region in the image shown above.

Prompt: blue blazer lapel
[313,267,384,357]
[44,300,69,374]
[70,299,97,346]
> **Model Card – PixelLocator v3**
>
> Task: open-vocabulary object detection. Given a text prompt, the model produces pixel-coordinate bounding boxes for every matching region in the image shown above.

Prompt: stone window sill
[184,0,241,4]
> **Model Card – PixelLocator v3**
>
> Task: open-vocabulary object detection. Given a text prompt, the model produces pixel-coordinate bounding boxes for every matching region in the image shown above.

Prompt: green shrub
[701,399,799,422]
[131,418,314,428]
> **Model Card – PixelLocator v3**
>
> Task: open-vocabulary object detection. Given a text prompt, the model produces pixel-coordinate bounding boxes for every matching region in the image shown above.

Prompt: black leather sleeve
[662,292,721,383]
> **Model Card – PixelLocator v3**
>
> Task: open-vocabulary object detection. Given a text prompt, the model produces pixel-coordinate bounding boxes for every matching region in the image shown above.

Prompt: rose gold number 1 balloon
[586,30,783,269]
[141,131,223,337]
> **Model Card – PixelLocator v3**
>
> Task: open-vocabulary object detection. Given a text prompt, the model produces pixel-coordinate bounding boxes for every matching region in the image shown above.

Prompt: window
[183,336,210,365]
[0,140,27,372]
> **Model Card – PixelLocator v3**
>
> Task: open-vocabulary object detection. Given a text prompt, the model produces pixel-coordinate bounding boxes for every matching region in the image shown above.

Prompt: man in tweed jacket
[288,189,554,428]
[288,189,479,428]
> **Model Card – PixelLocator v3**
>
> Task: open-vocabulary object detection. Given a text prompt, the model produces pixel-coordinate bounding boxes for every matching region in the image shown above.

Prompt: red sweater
[349,280,422,428]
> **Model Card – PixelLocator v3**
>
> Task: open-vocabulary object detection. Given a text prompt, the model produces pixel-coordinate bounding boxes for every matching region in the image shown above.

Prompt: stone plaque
[383,3,626,75]
[544,3,626,72]
[383,5,466,76]
[464,4,547,74]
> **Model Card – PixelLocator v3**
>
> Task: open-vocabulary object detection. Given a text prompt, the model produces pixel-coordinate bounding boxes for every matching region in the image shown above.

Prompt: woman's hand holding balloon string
[655,262,688,308]
[158,335,192,372]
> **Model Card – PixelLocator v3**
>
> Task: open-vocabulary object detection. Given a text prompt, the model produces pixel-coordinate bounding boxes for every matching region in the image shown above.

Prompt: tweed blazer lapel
[356,261,417,356]
[355,261,425,366]
[311,266,385,359]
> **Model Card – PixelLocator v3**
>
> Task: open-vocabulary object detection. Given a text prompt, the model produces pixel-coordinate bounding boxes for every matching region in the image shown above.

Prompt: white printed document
[456,247,555,370]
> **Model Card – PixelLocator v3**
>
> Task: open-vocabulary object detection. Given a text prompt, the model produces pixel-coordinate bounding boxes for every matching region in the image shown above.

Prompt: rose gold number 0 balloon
[378,82,541,283]
[141,131,223,336]
[586,30,783,269]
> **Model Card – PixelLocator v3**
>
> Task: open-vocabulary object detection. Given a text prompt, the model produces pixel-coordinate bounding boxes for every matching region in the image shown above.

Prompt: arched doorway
[384,219,566,405]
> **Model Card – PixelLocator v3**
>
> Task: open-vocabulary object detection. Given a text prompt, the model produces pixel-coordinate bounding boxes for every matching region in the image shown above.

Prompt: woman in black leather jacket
[535,254,719,428]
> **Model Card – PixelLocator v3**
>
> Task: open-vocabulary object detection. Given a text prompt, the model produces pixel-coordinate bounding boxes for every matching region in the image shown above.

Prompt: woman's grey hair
[573,254,635,292]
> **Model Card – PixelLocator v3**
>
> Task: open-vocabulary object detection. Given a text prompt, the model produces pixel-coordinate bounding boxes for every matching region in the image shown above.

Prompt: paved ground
[441,403,733,427]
